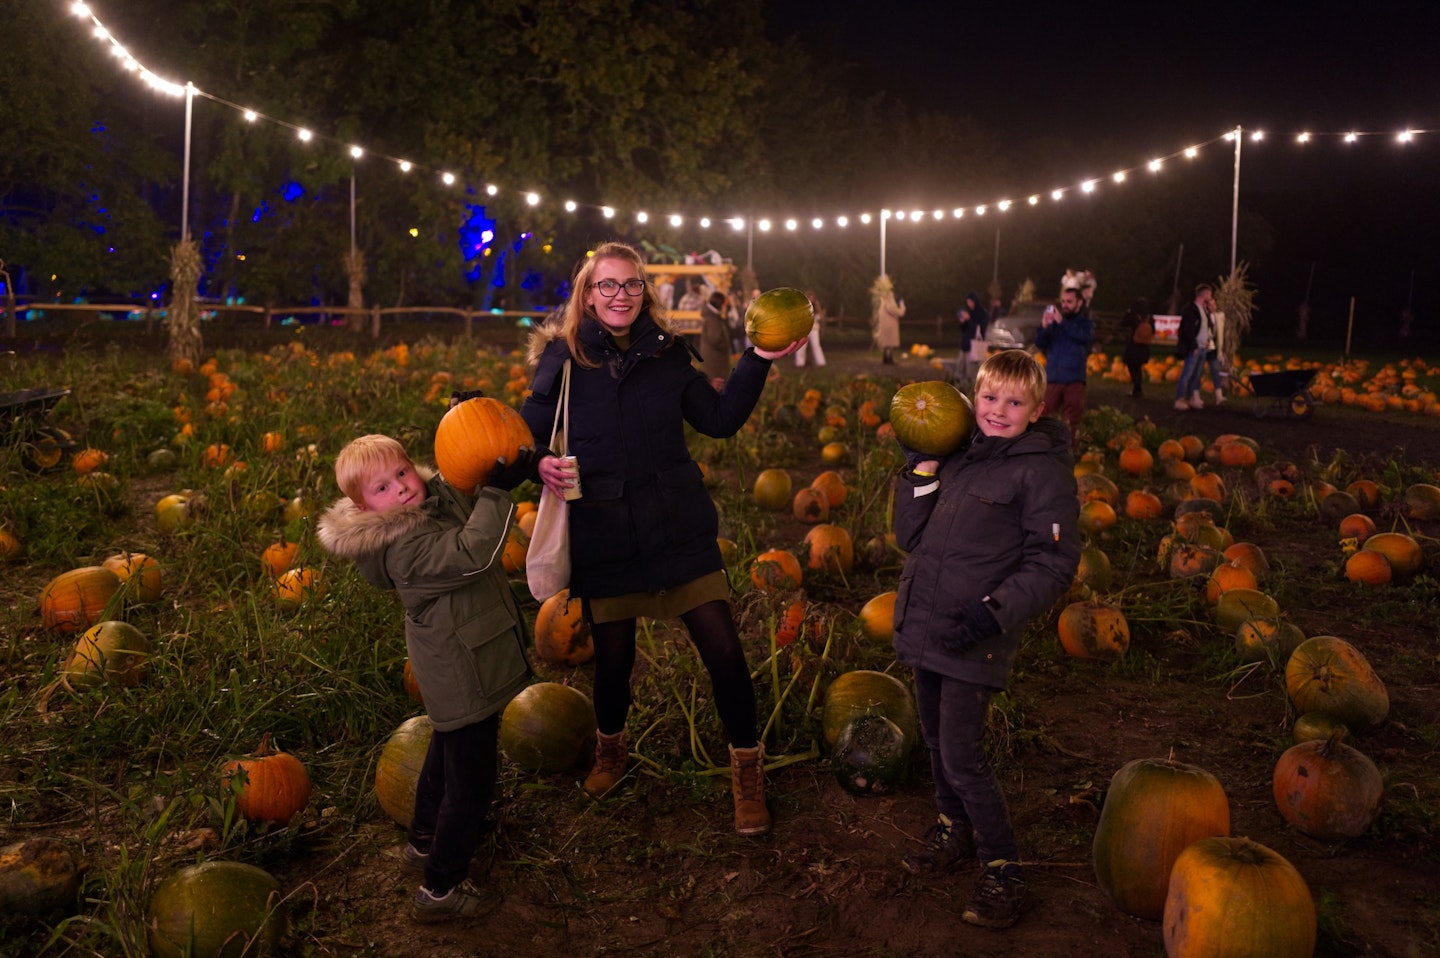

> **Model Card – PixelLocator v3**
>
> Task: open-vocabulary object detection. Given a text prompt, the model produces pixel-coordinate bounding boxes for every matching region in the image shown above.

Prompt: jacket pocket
[457,604,531,701]
[657,461,715,546]
[570,478,636,563]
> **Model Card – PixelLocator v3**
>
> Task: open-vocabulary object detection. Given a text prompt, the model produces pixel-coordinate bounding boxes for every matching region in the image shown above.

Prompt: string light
[785,218,798,230]
[67,2,1440,241]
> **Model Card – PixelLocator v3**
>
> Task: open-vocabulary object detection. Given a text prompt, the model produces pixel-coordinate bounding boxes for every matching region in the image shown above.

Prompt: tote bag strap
[548,359,571,456]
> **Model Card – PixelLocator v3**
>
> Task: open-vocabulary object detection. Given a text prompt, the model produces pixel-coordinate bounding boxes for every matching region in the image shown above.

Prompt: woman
[1121,297,1154,398]
[872,274,905,364]
[520,242,799,836]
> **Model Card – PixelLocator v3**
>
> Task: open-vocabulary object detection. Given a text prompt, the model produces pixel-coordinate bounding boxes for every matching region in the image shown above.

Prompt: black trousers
[408,713,500,894]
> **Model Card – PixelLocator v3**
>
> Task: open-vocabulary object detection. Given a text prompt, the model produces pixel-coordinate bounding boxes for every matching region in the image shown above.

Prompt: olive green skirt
[585,570,730,625]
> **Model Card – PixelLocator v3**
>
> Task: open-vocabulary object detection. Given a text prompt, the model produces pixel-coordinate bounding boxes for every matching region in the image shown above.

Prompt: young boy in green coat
[318,433,540,922]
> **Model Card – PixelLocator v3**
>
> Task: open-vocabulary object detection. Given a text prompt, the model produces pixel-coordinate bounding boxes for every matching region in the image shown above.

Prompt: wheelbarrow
[1235,369,1317,420]
[1,387,74,468]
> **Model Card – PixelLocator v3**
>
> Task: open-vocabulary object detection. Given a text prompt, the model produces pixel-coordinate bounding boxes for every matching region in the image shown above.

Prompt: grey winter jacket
[317,467,532,731]
[892,418,1080,689]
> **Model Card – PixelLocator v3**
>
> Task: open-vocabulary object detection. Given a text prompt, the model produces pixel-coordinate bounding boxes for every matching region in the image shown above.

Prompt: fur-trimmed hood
[317,464,440,562]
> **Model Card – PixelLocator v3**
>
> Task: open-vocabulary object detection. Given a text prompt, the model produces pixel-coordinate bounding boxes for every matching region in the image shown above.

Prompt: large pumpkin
[533,589,594,667]
[820,670,918,754]
[1163,836,1316,958]
[39,566,122,633]
[0,838,81,917]
[888,381,975,456]
[752,468,793,511]
[500,682,597,774]
[63,620,151,689]
[744,287,815,350]
[1272,729,1383,841]
[1400,482,1440,520]
[1057,599,1129,660]
[434,397,536,493]
[1285,635,1388,731]
[146,861,286,958]
[832,714,908,797]
[221,733,313,827]
[1092,756,1231,920]
[1360,531,1423,577]
[1212,588,1279,633]
[375,715,433,827]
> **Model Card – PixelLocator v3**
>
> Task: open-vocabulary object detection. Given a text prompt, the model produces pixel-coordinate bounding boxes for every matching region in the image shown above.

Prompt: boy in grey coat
[318,433,539,922]
[891,350,1080,929]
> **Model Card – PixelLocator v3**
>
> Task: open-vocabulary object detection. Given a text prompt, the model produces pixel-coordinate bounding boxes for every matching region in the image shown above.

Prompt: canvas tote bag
[526,360,572,601]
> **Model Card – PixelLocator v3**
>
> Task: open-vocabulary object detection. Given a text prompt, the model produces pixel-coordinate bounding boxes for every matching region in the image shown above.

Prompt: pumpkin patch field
[2,333,1439,957]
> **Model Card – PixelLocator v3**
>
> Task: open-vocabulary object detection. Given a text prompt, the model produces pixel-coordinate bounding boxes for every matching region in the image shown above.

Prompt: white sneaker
[1188,392,1205,409]
[1214,389,1226,405]
[1173,398,1191,411]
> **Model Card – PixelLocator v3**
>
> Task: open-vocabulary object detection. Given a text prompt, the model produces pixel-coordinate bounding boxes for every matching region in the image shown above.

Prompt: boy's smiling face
[357,456,423,512]
[974,382,1043,439]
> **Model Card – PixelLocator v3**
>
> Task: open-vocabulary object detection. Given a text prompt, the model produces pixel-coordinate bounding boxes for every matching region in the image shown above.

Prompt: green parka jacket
[317,467,532,731]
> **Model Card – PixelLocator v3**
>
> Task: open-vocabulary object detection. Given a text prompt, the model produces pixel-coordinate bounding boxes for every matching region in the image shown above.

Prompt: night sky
[765,0,1440,346]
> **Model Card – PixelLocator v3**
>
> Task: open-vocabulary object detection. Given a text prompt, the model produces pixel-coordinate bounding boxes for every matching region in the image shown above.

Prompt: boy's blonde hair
[975,349,1047,407]
[335,434,411,503]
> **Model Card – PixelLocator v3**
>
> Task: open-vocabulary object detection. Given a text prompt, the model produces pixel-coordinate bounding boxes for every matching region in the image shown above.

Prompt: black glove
[449,389,486,409]
[942,600,1001,655]
[486,447,544,492]
[896,440,935,474]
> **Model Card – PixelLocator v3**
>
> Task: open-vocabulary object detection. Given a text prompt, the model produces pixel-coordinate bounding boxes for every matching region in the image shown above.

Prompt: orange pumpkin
[1078,500,1118,536]
[792,487,831,524]
[1163,837,1316,958]
[1343,549,1391,585]
[888,381,975,456]
[273,567,324,610]
[1272,729,1383,841]
[857,592,897,642]
[803,524,854,572]
[1337,512,1377,543]
[775,599,807,647]
[63,620,151,688]
[533,589,594,666]
[40,566,122,633]
[1092,756,1231,920]
[501,533,528,574]
[221,733,313,826]
[750,549,803,591]
[260,541,300,578]
[1118,445,1154,476]
[1124,489,1163,520]
[1205,562,1258,604]
[744,287,815,350]
[261,431,285,454]
[1212,588,1280,632]
[1400,482,1440,520]
[101,552,164,604]
[1057,600,1129,660]
[1223,542,1270,580]
[809,470,849,508]
[71,448,109,475]
[433,397,536,493]
[401,658,424,705]
[1345,478,1382,509]
[0,528,21,561]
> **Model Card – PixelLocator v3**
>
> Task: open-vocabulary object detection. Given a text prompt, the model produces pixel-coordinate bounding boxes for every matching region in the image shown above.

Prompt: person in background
[892,349,1081,930]
[725,289,746,354]
[1121,297,1154,398]
[318,434,539,923]
[872,274,905,364]
[1174,283,1216,410]
[520,242,801,836]
[794,290,827,368]
[700,290,731,387]
[956,292,990,384]
[1033,287,1094,444]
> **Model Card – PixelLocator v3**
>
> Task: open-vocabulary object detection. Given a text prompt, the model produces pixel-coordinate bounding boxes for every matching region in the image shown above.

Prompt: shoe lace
[733,754,763,799]
[976,861,1022,900]
[920,821,952,851]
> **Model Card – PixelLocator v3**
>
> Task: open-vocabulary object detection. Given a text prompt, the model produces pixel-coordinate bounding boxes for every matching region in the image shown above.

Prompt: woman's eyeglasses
[589,279,646,297]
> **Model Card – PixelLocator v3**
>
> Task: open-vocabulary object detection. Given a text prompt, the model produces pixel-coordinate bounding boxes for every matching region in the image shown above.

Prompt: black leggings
[587,599,758,748]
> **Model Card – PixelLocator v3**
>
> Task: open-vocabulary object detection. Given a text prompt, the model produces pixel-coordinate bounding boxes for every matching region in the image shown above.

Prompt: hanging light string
[69,2,1435,236]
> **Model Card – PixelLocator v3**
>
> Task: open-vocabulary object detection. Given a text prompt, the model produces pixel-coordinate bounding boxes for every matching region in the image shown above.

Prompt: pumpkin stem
[1319,727,1347,757]
[1226,836,1266,864]
[253,732,277,757]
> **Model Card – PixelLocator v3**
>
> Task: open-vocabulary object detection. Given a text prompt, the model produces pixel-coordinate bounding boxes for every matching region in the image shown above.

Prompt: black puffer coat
[520,313,772,598]
[892,417,1080,689]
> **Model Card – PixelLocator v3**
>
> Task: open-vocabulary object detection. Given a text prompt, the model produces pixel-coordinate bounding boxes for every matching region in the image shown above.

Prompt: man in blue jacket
[1033,287,1094,446]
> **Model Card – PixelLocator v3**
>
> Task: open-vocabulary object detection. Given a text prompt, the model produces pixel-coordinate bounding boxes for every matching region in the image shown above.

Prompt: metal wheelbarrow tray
[1,387,73,443]
[1239,369,1317,420]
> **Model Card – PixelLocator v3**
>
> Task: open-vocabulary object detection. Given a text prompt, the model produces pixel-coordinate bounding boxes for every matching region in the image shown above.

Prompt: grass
[2,335,1438,953]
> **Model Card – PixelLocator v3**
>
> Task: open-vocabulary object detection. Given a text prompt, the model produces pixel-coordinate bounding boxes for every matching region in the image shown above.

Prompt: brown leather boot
[729,744,771,836]
[584,730,628,798]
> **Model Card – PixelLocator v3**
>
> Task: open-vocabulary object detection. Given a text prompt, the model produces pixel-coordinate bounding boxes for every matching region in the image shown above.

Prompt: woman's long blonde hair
[528,242,674,369]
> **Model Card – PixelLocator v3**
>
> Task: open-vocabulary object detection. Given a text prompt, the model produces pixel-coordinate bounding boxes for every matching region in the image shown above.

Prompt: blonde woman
[872,274,906,364]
